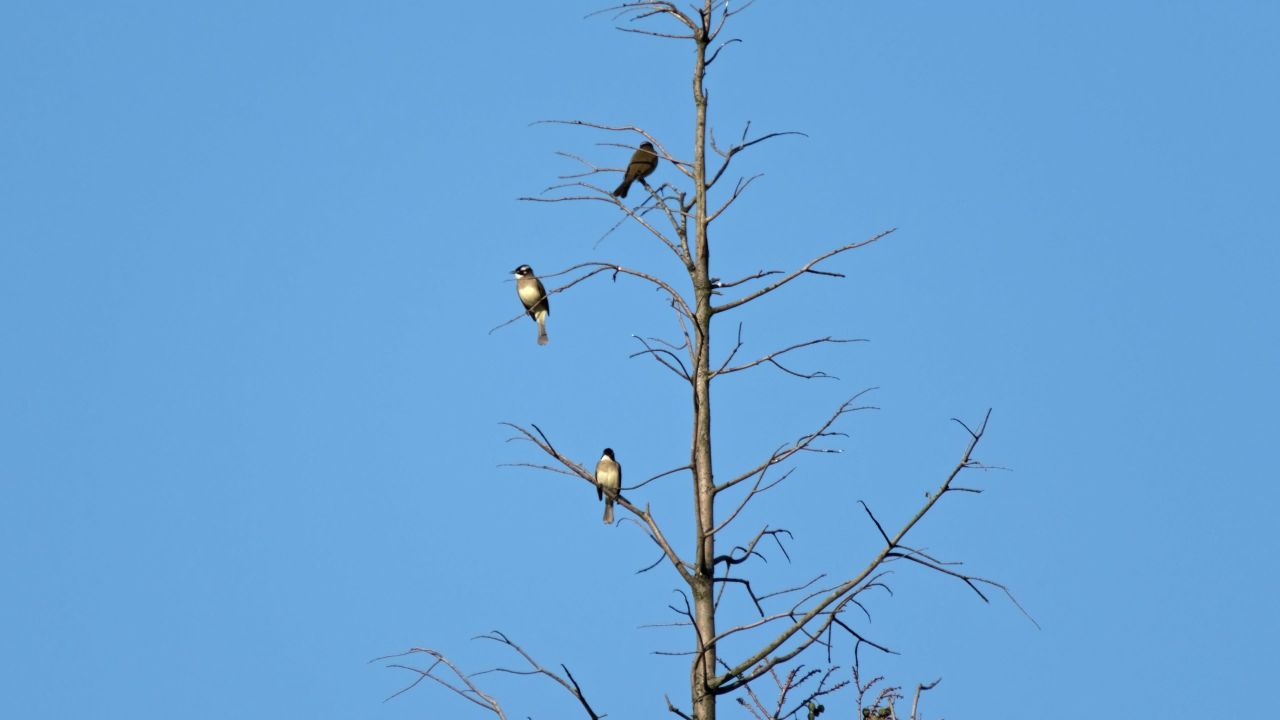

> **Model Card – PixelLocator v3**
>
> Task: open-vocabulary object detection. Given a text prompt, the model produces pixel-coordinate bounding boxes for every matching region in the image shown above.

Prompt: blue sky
[2,1,1278,718]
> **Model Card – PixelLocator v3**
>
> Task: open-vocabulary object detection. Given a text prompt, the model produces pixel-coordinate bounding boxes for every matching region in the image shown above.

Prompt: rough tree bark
[689,10,717,720]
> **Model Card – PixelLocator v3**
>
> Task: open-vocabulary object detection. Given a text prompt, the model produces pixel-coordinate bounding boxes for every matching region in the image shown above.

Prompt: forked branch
[714,411,1027,695]
[711,466,794,537]
[590,1,699,38]
[717,391,878,494]
[714,229,896,313]
[713,525,793,568]
[373,632,605,720]
[373,647,507,718]
[714,324,867,380]
[707,121,808,193]
[631,334,693,380]
[909,677,941,720]
[472,631,605,720]
[707,172,764,222]
[522,181,690,263]
[735,663,846,720]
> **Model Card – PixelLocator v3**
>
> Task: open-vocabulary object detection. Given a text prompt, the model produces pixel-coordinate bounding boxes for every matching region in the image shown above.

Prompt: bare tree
[378,3,1030,719]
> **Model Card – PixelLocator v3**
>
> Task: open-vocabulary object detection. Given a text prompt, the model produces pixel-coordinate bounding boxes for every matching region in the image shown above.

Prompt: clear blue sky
[3,2,1277,718]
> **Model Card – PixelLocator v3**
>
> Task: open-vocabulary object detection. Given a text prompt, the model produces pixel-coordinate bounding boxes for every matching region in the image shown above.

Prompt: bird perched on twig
[612,141,658,199]
[595,448,622,524]
[512,264,549,346]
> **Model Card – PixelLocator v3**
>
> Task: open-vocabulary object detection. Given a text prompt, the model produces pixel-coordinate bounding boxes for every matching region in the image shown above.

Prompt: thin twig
[718,391,878,494]
[715,229,896,314]
[910,677,941,720]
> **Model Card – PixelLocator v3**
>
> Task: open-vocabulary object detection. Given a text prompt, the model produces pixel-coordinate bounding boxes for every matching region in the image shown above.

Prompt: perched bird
[512,264,549,346]
[612,141,658,199]
[595,448,622,524]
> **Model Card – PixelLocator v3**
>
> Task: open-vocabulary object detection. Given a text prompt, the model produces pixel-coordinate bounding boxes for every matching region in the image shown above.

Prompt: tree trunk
[690,13,716,720]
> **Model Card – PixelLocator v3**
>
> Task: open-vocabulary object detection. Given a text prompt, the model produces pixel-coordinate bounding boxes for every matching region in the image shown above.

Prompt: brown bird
[512,264,549,345]
[595,448,622,524]
[612,142,658,198]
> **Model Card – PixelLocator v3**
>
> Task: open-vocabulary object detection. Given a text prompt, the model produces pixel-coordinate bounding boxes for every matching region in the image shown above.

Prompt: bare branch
[562,666,603,720]
[736,693,769,720]
[778,666,849,720]
[593,187,685,251]
[707,120,808,192]
[886,551,1039,629]
[500,423,591,481]
[713,576,765,616]
[497,462,578,478]
[666,694,694,720]
[714,228,896,314]
[708,608,808,652]
[589,1,699,35]
[637,552,667,575]
[707,172,763,223]
[859,500,892,548]
[714,412,1023,694]
[713,526,793,568]
[706,37,741,65]
[521,180,690,262]
[757,573,825,603]
[714,269,783,289]
[464,631,603,720]
[551,150,611,180]
[373,648,507,718]
[631,334,693,380]
[712,322,747,375]
[716,336,867,380]
[716,0,759,25]
[667,587,695,623]
[717,391,877,494]
[617,25,695,39]
[831,617,895,656]
[627,464,693,491]
[910,678,941,720]
[710,467,793,537]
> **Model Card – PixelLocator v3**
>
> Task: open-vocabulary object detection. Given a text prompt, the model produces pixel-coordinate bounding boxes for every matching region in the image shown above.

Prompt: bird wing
[535,279,549,316]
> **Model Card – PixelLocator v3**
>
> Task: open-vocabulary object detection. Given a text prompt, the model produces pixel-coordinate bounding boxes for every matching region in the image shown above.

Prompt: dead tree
[378,3,1030,719]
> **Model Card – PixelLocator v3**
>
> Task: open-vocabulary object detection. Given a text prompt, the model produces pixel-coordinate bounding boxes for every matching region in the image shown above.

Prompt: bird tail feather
[603,499,614,524]
[537,314,548,345]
